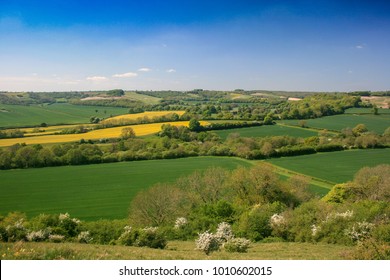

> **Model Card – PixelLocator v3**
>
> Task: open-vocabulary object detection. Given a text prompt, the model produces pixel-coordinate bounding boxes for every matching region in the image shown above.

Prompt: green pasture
[0,157,252,220]
[344,108,390,114]
[278,114,390,134]
[267,148,390,184]
[214,124,319,140]
[0,103,129,128]
[124,91,161,104]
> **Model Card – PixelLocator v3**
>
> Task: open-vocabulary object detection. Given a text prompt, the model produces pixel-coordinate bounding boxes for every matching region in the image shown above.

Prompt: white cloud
[166,69,176,73]
[356,45,364,49]
[87,76,108,81]
[112,72,138,78]
[138,67,151,72]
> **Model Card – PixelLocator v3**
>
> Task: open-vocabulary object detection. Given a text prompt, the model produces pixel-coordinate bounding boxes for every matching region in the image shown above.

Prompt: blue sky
[1,0,389,92]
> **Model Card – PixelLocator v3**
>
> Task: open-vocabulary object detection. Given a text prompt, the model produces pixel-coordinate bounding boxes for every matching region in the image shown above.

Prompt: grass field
[0,157,252,220]
[124,91,162,104]
[0,240,352,260]
[278,114,390,134]
[267,149,390,184]
[0,121,208,147]
[0,103,129,128]
[102,110,185,122]
[214,124,319,140]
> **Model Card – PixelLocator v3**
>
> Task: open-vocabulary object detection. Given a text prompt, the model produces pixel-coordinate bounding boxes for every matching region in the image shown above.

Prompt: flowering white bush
[195,231,221,255]
[345,221,374,243]
[326,210,354,221]
[215,222,234,242]
[174,217,188,229]
[5,219,27,242]
[118,226,135,246]
[224,238,251,253]
[49,234,65,243]
[59,213,70,221]
[27,229,50,242]
[270,213,285,227]
[77,231,93,243]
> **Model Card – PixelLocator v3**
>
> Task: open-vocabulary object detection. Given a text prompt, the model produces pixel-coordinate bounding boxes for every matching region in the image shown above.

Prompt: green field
[124,91,161,104]
[344,108,390,114]
[0,103,129,128]
[214,124,319,140]
[267,149,390,184]
[0,157,252,220]
[278,113,390,134]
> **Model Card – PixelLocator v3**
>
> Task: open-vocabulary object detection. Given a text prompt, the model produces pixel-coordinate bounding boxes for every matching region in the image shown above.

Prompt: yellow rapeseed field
[0,121,208,147]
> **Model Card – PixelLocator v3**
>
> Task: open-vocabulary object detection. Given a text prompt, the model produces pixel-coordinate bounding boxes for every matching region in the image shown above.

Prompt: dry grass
[0,241,353,260]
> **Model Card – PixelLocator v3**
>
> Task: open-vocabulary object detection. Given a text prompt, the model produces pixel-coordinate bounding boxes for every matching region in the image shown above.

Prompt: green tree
[188,118,201,131]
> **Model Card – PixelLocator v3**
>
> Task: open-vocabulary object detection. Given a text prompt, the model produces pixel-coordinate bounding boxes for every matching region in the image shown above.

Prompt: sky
[0,0,390,92]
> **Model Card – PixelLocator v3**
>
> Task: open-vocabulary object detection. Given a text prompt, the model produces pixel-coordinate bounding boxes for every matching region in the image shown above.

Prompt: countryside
[1,89,389,260]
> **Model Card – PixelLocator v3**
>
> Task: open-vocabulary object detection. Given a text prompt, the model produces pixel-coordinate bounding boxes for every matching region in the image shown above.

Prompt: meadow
[267,148,390,184]
[0,157,252,220]
[0,240,352,260]
[0,103,130,128]
[214,124,319,140]
[277,112,390,134]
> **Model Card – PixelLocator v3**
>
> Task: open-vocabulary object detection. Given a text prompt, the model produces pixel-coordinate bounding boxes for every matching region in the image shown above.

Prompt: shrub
[174,217,188,230]
[345,221,375,243]
[26,229,50,242]
[136,227,167,249]
[77,231,93,244]
[117,226,139,246]
[5,219,27,242]
[224,238,251,253]
[49,234,65,243]
[215,222,234,242]
[195,231,221,255]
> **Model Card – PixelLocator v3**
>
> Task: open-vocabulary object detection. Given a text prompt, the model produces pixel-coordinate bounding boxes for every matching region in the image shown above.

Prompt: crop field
[215,124,319,140]
[267,148,390,184]
[0,121,208,147]
[278,113,390,134]
[0,157,252,220]
[102,110,185,122]
[0,103,129,128]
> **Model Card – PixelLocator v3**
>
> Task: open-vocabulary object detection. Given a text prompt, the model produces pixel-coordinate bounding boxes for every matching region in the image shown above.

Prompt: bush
[26,229,50,242]
[195,231,221,255]
[77,231,93,244]
[224,238,251,253]
[117,226,139,246]
[136,227,167,249]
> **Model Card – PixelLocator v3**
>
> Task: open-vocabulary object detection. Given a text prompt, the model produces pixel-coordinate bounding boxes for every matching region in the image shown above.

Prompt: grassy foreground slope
[0,157,252,220]
[267,149,390,184]
[0,241,352,260]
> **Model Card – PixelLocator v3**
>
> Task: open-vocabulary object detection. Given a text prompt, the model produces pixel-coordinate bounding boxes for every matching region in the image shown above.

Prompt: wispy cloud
[138,67,151,72]
[112,72,138,78]
[166,69,176,73]
[356,45,364,49]
[86,76,108,81]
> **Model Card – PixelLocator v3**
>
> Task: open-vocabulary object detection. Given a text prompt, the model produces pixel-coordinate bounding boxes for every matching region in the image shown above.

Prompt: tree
[188,118,201,131]
[352,124,368,136]
[121,127,136,139]
[129,183,187,227]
